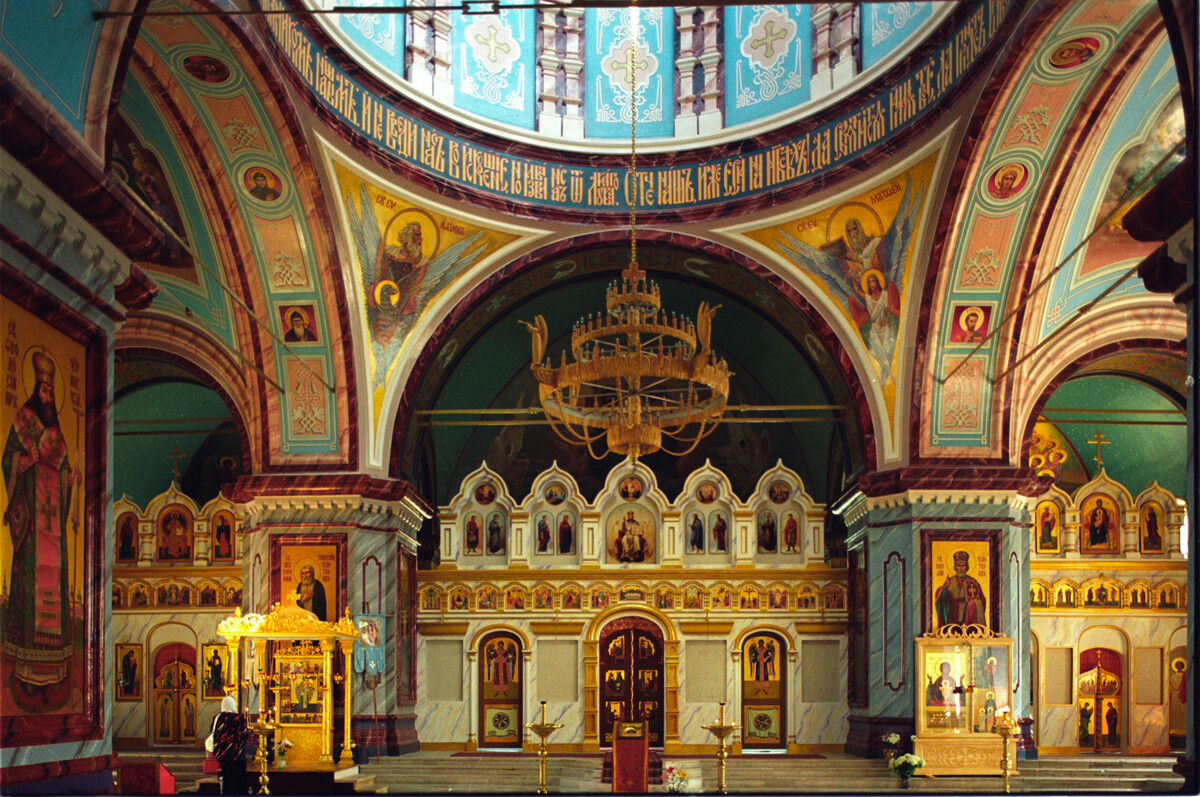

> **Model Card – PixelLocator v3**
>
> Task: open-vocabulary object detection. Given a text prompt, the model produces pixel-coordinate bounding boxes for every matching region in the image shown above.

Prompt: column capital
[228,473,431,539]
[857,466,1052,498]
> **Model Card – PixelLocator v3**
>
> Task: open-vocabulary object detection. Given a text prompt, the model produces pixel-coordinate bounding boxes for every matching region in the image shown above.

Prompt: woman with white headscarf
[211,695,250,794]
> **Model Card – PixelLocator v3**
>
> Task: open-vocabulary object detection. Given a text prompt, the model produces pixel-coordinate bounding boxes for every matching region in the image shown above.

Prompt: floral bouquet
[889,752,925,783]
[662,764,690,793]
[274,737,294,767]
[880,732,901,762]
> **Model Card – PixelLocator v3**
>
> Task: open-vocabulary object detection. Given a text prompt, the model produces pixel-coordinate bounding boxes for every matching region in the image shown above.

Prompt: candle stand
[995,711,1016,794]
[524,701,563,794]
[701,701,739,794]
[249,713,278,795]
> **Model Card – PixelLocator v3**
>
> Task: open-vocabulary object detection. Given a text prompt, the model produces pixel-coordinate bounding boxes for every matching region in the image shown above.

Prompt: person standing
[208,649,223,696]
[713,513,728,552]
[212,695,250,794]
[2,351,79,706]
[487,515,504,554]
[295,564,327,620]
[689,513,704,553]
[558,514,573,554]
[782,513,799,552]
[120,649,138,697]
[934,551,985,626]
[1105,703,1119,747]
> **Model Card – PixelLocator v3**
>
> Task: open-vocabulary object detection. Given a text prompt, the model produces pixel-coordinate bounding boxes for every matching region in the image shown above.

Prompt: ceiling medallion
[524,11,731,460]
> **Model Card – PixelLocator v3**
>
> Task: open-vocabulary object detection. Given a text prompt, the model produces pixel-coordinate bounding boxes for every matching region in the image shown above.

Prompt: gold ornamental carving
[216,593,358,770]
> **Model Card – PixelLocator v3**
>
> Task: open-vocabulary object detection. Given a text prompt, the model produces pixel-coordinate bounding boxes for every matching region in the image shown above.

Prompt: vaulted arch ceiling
[114,6,357,470]
[917,0,1187,469]
[7,0,1181,500]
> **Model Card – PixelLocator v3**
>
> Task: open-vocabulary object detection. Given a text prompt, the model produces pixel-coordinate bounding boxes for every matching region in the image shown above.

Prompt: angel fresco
[347,185,486,387]
[775,177,923,387]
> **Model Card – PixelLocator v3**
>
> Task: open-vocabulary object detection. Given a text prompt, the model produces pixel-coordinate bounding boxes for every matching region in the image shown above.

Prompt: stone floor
[113,745,1186,794]
[355,751,1186,793]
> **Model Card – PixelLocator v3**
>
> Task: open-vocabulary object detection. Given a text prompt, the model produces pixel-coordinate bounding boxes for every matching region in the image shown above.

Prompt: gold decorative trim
[1032,560,1186,572]
[417,566,848,582]
[530,621,586,635]
[217,593,358,639]
[114,566,243,577]
[678,620,733,634]
[920,623,1005,640]
[792,622,847,634]
[418,622,470,636]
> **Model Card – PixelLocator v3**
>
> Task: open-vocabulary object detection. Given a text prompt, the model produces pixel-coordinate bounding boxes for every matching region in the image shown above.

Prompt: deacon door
[741,632,787,750]
[151,643,199,745]
[599,618,664,748]
[478,631,523,748]
[1077,648,1123,752]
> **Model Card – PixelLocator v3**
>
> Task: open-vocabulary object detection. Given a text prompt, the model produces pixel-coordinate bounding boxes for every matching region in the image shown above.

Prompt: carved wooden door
[151,644,197,745]
[478,631,522,748]
[599,619,663,748]
[741,632,787,750]
[1078,648,1122,751]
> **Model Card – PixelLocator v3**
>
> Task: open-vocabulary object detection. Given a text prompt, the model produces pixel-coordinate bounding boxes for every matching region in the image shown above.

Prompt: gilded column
[321,640,335,765]
[341,637,354,766]
[225,635,242,707]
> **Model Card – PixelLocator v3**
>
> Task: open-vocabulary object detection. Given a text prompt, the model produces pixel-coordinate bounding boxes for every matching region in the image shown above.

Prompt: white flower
[881,732,901,745]
[889,753,925,774]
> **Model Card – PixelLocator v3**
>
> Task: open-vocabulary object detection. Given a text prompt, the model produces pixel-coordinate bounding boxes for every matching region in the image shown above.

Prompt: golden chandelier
[523,15,730,460]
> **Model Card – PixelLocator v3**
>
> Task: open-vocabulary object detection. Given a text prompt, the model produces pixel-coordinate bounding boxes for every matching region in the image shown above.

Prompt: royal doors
[741,632,787,750]
[151,643,198,745]
[1077,648,1122,751]
[478,631,522,748]
[599,618,664,747]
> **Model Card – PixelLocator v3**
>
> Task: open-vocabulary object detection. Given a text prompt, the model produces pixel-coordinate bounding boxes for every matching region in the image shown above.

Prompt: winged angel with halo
[347,184,485,387]
[775,177,922,387]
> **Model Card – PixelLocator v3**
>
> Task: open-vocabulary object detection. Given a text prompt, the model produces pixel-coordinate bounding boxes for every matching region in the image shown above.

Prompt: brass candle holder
[250,712,279,795]
[524,701,563,794]
[995,710,1016,794]
[701,701,739,794]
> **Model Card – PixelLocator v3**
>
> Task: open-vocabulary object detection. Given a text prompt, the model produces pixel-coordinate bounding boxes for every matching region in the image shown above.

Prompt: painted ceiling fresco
[262,0,1011,216]
[1,0,1186,503]
[1038,45,1183,342]
[124,4,352,464]
[919,0,1171,459]
[323,2,942,141]
[734,149,940,461]
[328,151,540,464]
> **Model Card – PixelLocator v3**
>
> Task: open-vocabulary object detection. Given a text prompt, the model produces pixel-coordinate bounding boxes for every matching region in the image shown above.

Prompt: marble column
[230,474,430,756]
[840,468,1039,758]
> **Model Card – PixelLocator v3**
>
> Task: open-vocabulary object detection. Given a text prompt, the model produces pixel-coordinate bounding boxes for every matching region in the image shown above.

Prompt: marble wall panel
[110,611,226,743]
[794,702,847,745]
[414,633,470,743]
[348,530,398,716]
[795,636,848,745]
[246,532,270,613]
[1029,614,1182,750]
[1039,704,1075,748]
[1129,705,1167,749]
[867,526,916,719]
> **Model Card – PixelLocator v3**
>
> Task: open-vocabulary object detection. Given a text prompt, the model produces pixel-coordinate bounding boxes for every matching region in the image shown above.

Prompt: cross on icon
[474,25,510,63]
[751,20,789,59]
[611,40,648,94]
